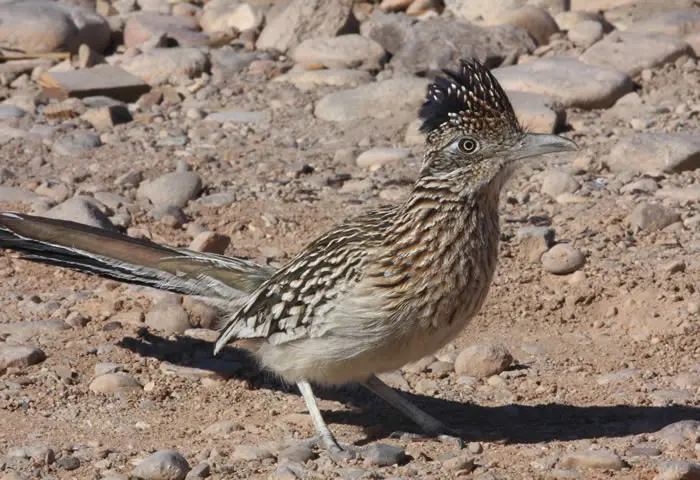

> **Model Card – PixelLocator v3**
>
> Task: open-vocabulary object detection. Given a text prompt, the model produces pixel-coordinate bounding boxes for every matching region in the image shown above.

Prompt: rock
[361,13,535,75]
[57,456,80,470]
[356,147,410,169]
[559,450,626,470]
[274,69,372,90]
[507,90,564,133]
[185,463,210,480]
[620,178,658,195]
[45,197,115,230]
[541,170,579,198]
[210,48,264,84]
[517,226,555,262]
[123,48,210,86]
[39,65,151,104]
[555,10,610,31]
[499,6,559,46]
[444,0,567,24]
[278,444,315,463]
[655,461,700,480]
[291,34,386,70]
[656,186,700,204]
[493,56,633,109]
[379,0,413,11]
[454,344,513,378]
[442,454,476,472]
[654,420,700,447]
[361,444,406,467]
[256,0,357,53]
[314,76,428,122]
[89,372,142,394]
[82,105,133,129]
[0,1,110,54]
[605,133,700,174]
[650,389,693,406]
[626,10,700,37]
[580,32,693,77]
[138,171,202,208]
[53,132,102,156]
[541,244,585,275]
[200,0,265,36]
[7,445,55,463]
[94,362,123,376]
[124,13,202,49]
[203,111,267,123]
[145,303,191,335]
[189,231,230,254]
[0,345,46,371]
[0,186,40,204]
[231,445,274,461]
[132,450,190,480]
[202,419,243,437]
[626,203,681,232]
[0,105,26,120]
[567,20,604,48]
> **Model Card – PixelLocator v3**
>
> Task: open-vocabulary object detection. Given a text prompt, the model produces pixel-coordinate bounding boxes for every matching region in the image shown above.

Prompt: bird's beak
[508,133,579,161]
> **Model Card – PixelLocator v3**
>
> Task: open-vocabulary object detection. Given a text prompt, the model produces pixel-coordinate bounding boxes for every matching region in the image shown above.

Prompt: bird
[0,59,577,459]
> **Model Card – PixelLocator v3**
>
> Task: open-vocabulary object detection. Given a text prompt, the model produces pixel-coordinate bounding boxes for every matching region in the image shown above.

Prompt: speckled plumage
[0,59,577,457]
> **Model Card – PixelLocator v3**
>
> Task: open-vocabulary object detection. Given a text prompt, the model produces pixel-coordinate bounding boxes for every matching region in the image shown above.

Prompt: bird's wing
[214,205,397,351]
[0,212,275,299]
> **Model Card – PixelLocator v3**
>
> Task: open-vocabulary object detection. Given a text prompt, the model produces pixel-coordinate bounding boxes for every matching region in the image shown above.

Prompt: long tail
[0,212,275,300]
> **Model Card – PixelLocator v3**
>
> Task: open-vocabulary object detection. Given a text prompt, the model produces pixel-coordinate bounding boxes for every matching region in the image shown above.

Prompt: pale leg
[297,380,354,459]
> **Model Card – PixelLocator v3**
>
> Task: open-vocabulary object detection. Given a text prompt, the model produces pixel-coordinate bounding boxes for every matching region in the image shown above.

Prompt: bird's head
[418,59,577,184]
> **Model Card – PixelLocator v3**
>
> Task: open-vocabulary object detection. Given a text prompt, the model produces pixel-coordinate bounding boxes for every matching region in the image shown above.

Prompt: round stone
[541,244,585,275]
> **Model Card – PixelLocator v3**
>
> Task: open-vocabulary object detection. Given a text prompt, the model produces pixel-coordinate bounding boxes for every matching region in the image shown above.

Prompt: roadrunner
[0,59,577,458]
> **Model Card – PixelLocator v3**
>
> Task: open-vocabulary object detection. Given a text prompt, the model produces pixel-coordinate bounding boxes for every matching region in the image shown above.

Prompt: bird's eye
[458,138,478,153]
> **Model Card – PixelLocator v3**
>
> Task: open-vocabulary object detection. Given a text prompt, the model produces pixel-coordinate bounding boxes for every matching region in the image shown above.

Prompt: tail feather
[0,212,275,299]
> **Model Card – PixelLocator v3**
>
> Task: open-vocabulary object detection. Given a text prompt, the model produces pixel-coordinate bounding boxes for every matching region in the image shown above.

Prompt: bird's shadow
[118,330,700,445]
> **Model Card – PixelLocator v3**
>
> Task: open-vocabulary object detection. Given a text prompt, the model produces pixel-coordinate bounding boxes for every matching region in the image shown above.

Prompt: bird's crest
[419,59,520,140]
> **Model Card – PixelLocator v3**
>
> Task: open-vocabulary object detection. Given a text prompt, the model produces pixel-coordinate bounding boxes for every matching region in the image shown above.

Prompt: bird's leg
[362,374,464,448]
[297,381,356,461]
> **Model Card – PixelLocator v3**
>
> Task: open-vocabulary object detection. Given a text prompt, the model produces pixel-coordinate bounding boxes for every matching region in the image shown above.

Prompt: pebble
[356,147,410,170]
[361,444,406,467]
[200,0,264,35]
[145,303,191,335]
[138,171,203,208]
[231,444,274,461]
[655,461,700,480]
[559,450,626,470]
[567,20,604,48]
[493,56,633,109]
[291,34,386,70]
[57,456,80,470]
[278,444,315,463]
[454,344,513,378]
[123,47,209,86]
[541,244,586,275]
[189,231,230,254]
[541,170,580,198]
[0,105,26,120]
[626,446,662,457]
[53,132,102,156]
[184,462,210,480]
[605,133,700,174]
[44,197,116,230]
[507,90,563,134]
[442,454,475,472]
[627,203,681,232]
[132,450,190,480]
[0,345,46,371]
[94,362,123,376]
[89,372,142,394]
[499,6,559,47]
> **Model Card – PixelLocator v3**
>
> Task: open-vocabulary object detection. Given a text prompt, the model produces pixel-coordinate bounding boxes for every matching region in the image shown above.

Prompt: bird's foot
[389,424,464,448]
[298,434,359,462]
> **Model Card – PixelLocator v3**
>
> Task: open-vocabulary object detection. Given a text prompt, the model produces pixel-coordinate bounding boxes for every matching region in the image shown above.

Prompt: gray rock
[541,170,580,198]
[291,34,386,70]
[53,132,102,156]
[0,345,46,371]
[185,462,211,480]
[7,444,55,463]
[499,5,559,47]
[123,48,210,86]
[57,456,80,470]
[361,444,406,466]
[567,20,604,48]
[605,133,700,174]
[94,362,123,376]
[627,202,681,232]
[198,191,235,206]
[654,420,700,447]
[278,444,314,463]
[89,372,142,394]
[507,90,564,134]
[138,171,202,208]
[655,461,700,480]
[231,444,274,461]
[0,1,110,54]
[454,344,513,378]
[559,450,626,470]
[274,69,373,90]
[210,48,264,84]
[45,197,115,230]
[256,0,357,53]
[493,56,634,109]
[541,244,585,275]
[132,450,190,480]
[145,303,191,335]
[626,10,700,37]
[580,31,693,77]
[0,105,26,120]
[314,76,428,122]
[442,454,476,472]
[620,178,658,195]
[203,111,267,123]
[361,12,535,75]
[149,205,188,226]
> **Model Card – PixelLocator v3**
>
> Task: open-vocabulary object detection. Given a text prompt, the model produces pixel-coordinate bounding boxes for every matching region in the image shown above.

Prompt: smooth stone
[291,34,386,70]
[498,5,559,46]
[314,76,429,122]
[145,303,191,335]
[200,0,265,35]
[580,31,693,77]
[493,56,633,109]
[444,0,567,24]
[231,445,274,461]
[356,147,410,169]
[361,444,406,467]
[189,231,230,254]
[132,450,190,480]
[541,170,580,198]
[123,47,209,86]
[567,20,604,48]
[626,202,681,232]
[0,345,46,371]
[89,372,142,394]
[0,105,27,119]
[559,450,626,470]
[278,444,315,463]
[138,171,202,208]
[605,133,700,174]
[541,244,585,275]
[454,344,513,378]
[45,196,115,230]
[53,132,102,156]
[507,90,563,134]
[273,69,372,90]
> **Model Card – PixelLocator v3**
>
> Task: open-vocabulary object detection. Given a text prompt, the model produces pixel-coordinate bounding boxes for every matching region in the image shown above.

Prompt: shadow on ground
[119,330,700,445]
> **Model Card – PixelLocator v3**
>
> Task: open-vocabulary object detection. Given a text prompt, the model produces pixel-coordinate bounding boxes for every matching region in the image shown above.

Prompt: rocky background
[0,0,699,479]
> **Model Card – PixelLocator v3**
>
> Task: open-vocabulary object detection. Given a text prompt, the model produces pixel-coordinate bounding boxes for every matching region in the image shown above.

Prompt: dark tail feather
[0,212,275,299]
